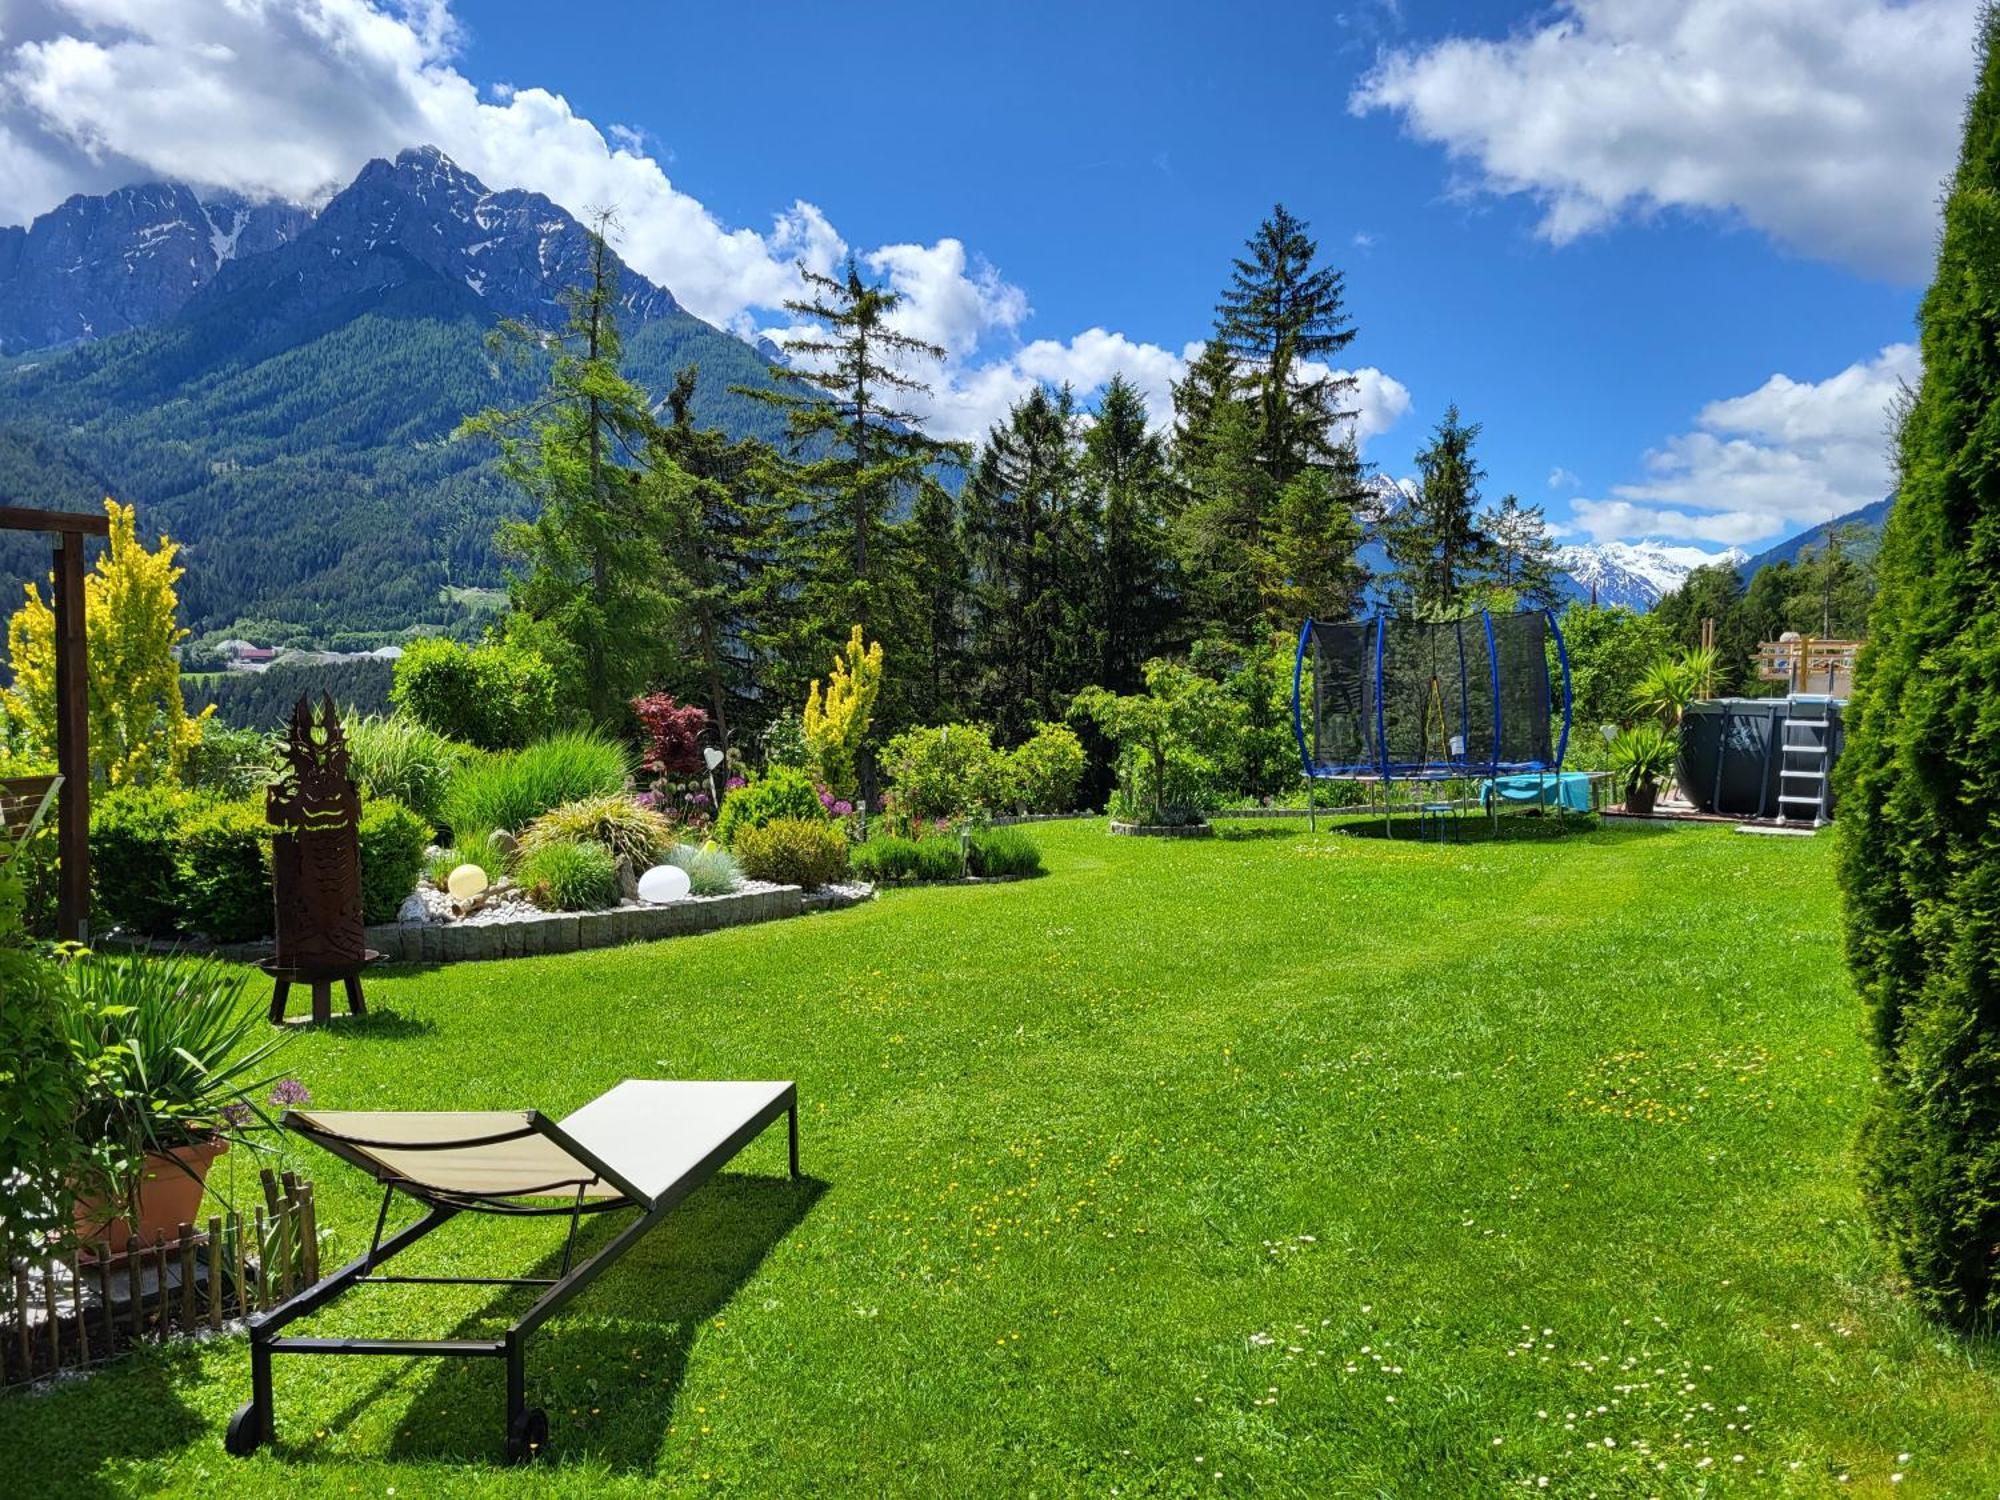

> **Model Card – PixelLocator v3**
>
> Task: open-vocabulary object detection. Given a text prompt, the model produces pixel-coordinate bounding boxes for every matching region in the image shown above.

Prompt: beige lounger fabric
[285,1108,622,1199]
[289,1080,793,1205]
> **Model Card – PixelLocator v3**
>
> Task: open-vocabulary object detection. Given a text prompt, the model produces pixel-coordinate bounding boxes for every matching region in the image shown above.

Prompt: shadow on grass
[322,1005,439,1042]
[277,1172,824,1472]
[1210,824,1303,842]
[0,1339,210,1499]
[1308,811,1652,845]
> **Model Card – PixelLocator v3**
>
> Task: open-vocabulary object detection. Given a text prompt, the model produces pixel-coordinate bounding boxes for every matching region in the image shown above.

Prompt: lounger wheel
[507,1406,549,1465]
[224,1400,265,1457]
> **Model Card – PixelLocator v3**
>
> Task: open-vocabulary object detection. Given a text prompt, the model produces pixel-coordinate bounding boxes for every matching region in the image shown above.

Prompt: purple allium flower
[219,1101,253,1128]
[832,800,853,816]
[692,792,712,808]
[726,775,747,790]
[269,1078,312,1108]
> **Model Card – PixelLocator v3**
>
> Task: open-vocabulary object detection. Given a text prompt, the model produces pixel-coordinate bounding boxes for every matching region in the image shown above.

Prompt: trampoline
[1291,609,1574,833]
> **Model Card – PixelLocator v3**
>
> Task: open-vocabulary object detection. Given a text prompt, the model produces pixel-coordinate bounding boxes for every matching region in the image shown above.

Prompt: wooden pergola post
[1,505,110,942]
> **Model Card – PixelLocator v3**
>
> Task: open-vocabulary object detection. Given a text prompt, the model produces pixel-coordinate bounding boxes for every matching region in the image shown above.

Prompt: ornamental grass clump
[849,835,923,883]
[517,840,621,912]
[344,713,469,831]
[427,830,508,893]
[520,794,674,870]
[665,843,741,897]
[443,729,629,838]
[968,826,1043,878]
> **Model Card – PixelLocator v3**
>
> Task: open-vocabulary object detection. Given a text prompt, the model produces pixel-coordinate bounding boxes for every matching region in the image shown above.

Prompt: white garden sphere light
[446,863,490,901]
[638,863,691,904]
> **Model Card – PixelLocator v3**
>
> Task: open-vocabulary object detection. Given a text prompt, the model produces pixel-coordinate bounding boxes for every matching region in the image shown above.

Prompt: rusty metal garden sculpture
[264,696,373,1024]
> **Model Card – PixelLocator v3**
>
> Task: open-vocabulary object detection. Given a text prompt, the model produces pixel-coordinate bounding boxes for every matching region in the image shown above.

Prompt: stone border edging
[1108,820,1215,839]
[104,883,876,967]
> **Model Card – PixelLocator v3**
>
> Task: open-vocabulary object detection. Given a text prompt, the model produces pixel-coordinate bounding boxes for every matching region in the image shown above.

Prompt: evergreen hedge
[1838,6,2000,1327]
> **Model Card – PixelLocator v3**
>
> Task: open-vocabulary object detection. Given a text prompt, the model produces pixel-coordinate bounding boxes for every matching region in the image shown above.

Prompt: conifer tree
[964,384,1097,741]
[1383,404,1493,614]
[1215,203,1359,488]
[906,478,968,725]
[741,255,962,730]
[1085,374,1180,691]
[1481,493,1564,610]
[652,365,784,753]
[459,217,680,725]
[1838,5,2000,1327]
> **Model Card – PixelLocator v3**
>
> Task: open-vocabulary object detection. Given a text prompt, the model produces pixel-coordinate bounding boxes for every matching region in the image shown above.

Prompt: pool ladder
[1776,696,1833,827]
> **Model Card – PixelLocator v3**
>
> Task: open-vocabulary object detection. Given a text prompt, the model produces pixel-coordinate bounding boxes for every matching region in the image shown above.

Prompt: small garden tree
[803,626,883,800]
[1838,6,2000,1327]
[2,499,208,786]
[1073,659,1242,825]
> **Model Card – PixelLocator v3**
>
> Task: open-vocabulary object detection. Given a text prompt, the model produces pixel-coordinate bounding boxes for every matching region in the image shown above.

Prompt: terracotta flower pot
[75,1138,228,1249]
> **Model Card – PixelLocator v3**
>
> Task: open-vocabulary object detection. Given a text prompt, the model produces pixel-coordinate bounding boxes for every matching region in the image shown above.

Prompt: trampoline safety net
[1298,610,1561,779]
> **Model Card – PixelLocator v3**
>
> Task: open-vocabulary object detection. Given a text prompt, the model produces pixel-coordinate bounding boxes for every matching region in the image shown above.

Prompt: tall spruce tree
[742,257,960,715]
[1482,493,1564,611]
[906,477,968,725]
[1215,203,1360,488]
[652,365,783,752]
[1085,374,1180,691]
[964,384,1097,741]
[1838,6,2000,1327]
[1383,404,1493,615]
[460,218,680,724]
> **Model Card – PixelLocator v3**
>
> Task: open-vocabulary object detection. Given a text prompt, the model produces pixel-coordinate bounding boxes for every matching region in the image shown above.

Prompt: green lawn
[8,819,1998,1496]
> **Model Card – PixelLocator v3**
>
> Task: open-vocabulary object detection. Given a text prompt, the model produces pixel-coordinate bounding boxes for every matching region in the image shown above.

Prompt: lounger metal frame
[226,1084,799,1464]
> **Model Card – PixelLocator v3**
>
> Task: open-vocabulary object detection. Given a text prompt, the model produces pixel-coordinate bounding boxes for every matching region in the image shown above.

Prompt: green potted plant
[62,953,292,1246]
[1609,721,1677,817]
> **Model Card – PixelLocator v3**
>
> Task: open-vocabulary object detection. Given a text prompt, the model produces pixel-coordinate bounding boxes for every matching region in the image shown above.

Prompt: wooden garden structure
[1753,634,1862,698]
[0,505,106,940]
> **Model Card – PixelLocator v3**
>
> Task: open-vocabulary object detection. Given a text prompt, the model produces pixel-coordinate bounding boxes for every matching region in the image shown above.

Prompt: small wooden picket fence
[3,1169,319,1387]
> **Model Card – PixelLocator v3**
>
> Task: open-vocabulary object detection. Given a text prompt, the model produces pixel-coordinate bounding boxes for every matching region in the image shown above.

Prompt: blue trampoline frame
[1291,609,1575,827]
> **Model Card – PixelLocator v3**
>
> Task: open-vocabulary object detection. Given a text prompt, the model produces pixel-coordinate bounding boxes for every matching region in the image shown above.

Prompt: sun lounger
[225,1078,799,1463]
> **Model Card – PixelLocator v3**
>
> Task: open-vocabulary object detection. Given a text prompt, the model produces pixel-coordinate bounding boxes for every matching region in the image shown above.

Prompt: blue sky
[0,0,1975,553]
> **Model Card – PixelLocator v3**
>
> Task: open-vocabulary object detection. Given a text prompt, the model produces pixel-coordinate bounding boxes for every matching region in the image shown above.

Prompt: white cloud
[1547,466,1580,490]
[0,0,1411,454]
[1351,0,1974,281]
[1566,343,1915,544]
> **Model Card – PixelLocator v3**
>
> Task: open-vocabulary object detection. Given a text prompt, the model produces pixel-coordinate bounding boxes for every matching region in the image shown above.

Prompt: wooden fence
[3,1170,318,1387]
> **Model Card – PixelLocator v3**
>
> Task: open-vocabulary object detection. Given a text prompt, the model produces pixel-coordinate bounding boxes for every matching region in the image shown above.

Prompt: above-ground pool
[1679,697,1846,819]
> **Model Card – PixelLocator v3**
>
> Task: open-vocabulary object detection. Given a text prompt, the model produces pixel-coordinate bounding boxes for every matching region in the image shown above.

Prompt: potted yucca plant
[1610,722,1677,817]
[63,953,293,1247]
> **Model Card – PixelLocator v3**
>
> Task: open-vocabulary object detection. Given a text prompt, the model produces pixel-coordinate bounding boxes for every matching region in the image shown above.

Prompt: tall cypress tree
[1085,374,1180,691]
[1839,6,2000,1328]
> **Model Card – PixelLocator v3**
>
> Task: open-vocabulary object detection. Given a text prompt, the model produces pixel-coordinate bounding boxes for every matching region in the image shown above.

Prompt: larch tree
[1837,4,2000,1328]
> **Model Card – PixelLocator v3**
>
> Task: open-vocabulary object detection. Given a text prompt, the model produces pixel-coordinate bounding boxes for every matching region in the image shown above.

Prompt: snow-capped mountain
[1554,540,1749,610]
[0,182,308,353]
[184,145,680,333]
[0,146,680,357]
